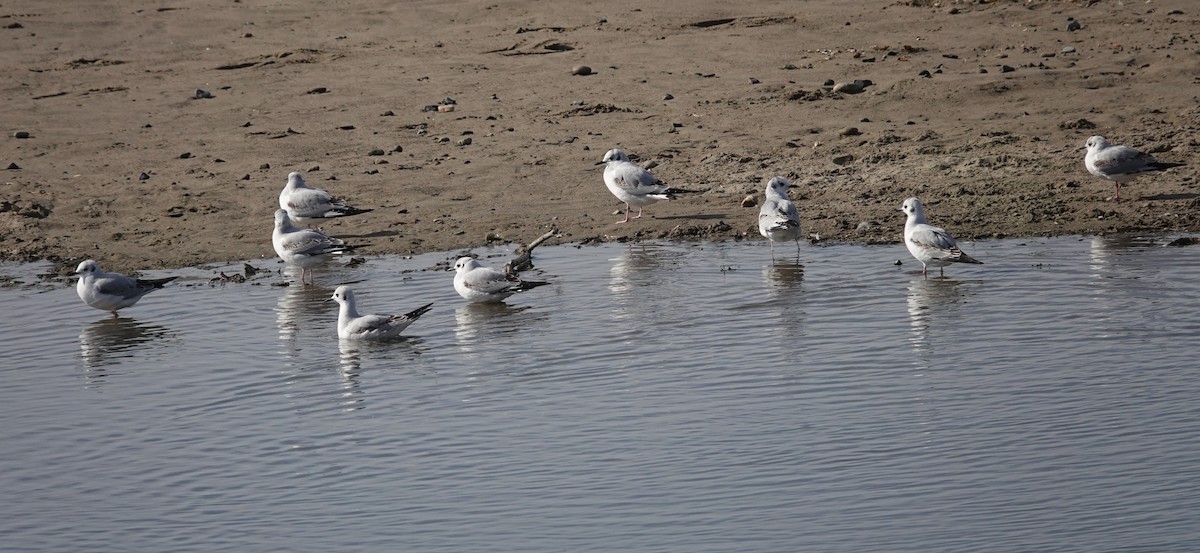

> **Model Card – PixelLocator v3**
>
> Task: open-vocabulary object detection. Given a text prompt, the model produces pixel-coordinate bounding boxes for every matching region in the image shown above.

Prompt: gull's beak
[787,184,799,189]
[324,297,335,303]
[594,160,606,166]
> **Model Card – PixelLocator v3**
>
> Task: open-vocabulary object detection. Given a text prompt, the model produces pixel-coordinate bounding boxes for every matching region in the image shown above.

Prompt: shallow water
[3,236,1200,552]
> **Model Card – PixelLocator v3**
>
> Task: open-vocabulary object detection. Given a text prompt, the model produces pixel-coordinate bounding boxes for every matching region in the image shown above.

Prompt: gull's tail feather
[402,302,434,320]
[137,276,179,289]
[325,206,374,218]
[951,248,983,265]
[1150,161,1185,172]
[516,280,550,293]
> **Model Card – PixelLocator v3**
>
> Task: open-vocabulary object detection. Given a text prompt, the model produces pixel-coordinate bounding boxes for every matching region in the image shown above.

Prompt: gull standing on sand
[597,148,693,223]
[279,172,372,224]
[900,197,982,278]
[75,259,179,316]
[328,285,432,340]
[452,257,549,303]
[272,209,356,285]
[758,176,803,257]
[1084,135,1185,200]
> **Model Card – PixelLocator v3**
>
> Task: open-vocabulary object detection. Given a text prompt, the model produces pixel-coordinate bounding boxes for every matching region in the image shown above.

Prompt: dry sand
[2,0,1197,273]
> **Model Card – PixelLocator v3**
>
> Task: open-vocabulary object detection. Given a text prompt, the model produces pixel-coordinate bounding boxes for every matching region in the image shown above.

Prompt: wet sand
[1,0,1196,273]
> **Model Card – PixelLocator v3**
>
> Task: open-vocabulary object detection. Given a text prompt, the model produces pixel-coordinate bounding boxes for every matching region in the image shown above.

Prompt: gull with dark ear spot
[75,259,179,317]
[452,257,549,303]
[1084,135,1184,201]
[272,209,358,285]
[596,148,696,224]
[900,197,981,278]
[758,176,803,257]
[327,285,432,340]
[279,171,373,224]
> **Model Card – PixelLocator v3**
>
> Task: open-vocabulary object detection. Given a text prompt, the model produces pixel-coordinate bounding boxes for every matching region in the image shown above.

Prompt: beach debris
[571,65,592,76]
[13,131,31,139]
[194,89,213,99]
[832,79,873,94]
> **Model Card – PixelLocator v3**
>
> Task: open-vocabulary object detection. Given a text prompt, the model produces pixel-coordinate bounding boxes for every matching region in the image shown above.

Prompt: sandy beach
[1,0,1196,274]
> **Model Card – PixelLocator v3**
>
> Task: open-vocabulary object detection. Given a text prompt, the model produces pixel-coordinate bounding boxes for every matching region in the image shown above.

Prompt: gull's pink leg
[616,204,632,224]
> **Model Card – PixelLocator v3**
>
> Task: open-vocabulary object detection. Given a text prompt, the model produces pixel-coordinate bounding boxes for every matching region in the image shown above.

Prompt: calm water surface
[2,236,1199,552]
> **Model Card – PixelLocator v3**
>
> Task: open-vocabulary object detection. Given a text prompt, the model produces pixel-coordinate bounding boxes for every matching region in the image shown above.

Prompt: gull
[758,176,803,257]
[328,285,432,340]
[75,259,179,316]
[596,148,695,223]
[452,256,549,303]
[272,209,357,285]
[900,197,982,278]
[279,171,372,224]
[1084,135,1184,200]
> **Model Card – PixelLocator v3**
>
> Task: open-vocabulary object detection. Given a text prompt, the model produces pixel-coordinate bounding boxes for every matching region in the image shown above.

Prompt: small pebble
[832,154,855,165]
[1067,20,1082,32]
[662,93,674,101]
[894,259,903,266]
[856,222,871,232]
[918,69,932,78]
[456,137,472,146]
[179,152,191,159]
[1000,65,1015,73]
[367,148,386,156]
[571,65,593,76]
[392,145,404,153]
[13,131,31,139]
[1062,46,1076,54]
[441,97,457,105]
[748,78,759,85]
[194,89,213,99]
[838,127,861,136]
[979,67,989,74]
[381,110,395,116]
[741,195,757,208]
[437,104,455,112]
[138,172,150,180]
[823,79,836,87]
[6,162,20,170]
[307,87,328,94]
[421,105,439,112]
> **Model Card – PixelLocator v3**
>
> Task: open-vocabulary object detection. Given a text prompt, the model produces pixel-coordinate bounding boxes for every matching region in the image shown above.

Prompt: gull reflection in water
[905,277,969,356]
[454,302,545,358]
[1088,235,1153,280]
[336,337,427,411]
[275,283,336,342]
[762,259,804,290]
[609,243,674,295]
[79,316,174,381]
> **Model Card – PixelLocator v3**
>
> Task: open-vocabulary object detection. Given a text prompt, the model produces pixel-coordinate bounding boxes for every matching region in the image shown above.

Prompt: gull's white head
[329,285,355,306]
[273,209,294,228]
[900,197,926,221]
[599,149,630,164]
[453,257,481,274]
[1084,135,1109,152]
[766,176,794,197]
[286,172,307,188]
[76,259,101,276]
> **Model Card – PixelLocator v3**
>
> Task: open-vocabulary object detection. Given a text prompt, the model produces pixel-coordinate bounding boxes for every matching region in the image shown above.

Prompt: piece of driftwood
[504,228,558,274]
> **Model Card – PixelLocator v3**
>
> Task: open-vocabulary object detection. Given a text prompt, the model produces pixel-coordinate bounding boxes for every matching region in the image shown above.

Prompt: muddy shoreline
[2,0,1196,274]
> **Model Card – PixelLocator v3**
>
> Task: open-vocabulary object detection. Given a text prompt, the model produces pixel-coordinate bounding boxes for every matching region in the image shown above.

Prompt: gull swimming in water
[452,257,549,303]
[596,148,695,223]
[758,176,803,257]
[75,259,179,316]
[272,209,357,285]
[279,171,372,224]
[900,197,982,278]
[1084,135,1184,200]
[328,285,432,340]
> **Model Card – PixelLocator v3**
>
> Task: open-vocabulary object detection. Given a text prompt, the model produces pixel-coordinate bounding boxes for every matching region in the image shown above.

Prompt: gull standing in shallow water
[279,172,372,225]
[75,259,179,316]
[272,209,356,285]
[597,148,694,223]
[328,286,432,340]
[1084,135,1184,201]
[452,257,549,303]
[900,197,982,278]
[758,176,803,257]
